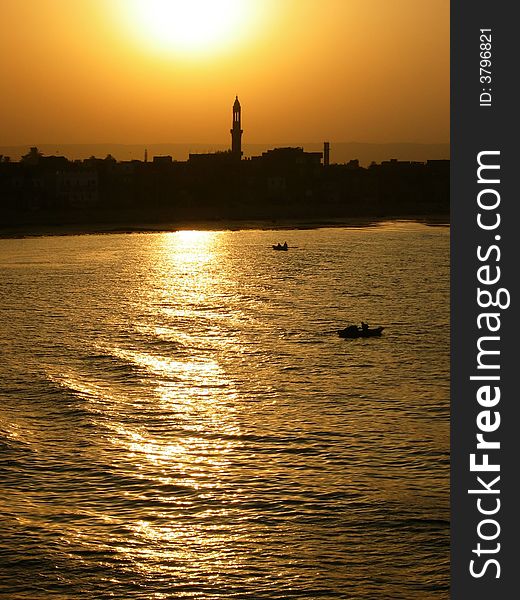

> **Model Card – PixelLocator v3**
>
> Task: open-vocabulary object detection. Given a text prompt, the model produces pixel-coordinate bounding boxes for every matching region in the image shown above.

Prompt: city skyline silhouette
[0,95,449,236]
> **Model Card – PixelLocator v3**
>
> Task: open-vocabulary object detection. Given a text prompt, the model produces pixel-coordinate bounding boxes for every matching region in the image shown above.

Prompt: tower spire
[230,96,243,160]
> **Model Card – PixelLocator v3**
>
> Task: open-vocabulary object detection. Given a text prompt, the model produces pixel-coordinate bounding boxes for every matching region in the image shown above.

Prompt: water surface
[0,224,449,599]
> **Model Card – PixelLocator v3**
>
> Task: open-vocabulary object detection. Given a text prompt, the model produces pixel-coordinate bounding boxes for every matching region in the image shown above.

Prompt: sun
[124,0,253,55]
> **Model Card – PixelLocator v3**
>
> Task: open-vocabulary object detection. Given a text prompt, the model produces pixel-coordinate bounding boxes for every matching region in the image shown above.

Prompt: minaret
[230,96,243,160]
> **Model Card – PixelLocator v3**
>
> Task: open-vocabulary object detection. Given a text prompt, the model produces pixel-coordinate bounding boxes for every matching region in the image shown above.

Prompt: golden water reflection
[108,230,244,573]
[163,229,223,269]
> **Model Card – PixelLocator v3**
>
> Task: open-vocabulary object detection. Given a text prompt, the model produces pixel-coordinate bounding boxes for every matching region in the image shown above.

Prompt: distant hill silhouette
[0,142,448,166]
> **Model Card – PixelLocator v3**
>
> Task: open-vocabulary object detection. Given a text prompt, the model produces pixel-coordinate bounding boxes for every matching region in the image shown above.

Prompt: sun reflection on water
[37,230,248,579]
[164,229,222,265]
[97,230,246,574]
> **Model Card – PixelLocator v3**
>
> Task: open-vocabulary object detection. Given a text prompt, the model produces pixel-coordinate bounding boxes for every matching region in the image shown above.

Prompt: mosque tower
[230,96,243,160]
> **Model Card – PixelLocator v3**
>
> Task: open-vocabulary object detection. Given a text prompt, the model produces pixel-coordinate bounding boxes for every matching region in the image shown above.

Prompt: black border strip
[451,2,518,596]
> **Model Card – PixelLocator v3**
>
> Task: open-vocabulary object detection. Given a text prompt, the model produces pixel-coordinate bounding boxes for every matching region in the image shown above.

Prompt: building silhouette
[0,95,449,229]
[230,96,243,160]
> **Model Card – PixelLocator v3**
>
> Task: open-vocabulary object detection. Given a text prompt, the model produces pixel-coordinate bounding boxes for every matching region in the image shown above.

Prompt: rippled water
[0,224,449,599]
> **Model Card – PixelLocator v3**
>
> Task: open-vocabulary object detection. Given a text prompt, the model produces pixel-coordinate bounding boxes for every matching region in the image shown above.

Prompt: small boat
[273,242,288,251]
[338,325,384,339]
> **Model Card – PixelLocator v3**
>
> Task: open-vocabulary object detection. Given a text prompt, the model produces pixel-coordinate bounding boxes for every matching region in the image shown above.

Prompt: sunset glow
[0,0,449,148]
[124,0,254,55]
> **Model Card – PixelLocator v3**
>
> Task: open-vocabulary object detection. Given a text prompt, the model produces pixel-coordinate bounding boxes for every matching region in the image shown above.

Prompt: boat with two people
[338,322,384,339]
[273,241,288,251]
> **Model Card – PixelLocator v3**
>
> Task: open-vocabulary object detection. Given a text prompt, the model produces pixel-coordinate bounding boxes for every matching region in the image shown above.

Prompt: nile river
[0,224,449,599]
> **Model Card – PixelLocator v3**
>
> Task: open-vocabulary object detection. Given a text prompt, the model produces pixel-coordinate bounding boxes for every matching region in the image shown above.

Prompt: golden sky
[0,0,449,146]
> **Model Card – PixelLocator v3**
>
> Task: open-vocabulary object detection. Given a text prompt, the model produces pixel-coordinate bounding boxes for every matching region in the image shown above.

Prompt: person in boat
[361,321,369,333]
[282,241,288,250]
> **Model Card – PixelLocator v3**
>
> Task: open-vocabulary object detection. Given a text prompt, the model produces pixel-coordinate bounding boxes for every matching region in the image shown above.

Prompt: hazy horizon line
[1,141,450,148]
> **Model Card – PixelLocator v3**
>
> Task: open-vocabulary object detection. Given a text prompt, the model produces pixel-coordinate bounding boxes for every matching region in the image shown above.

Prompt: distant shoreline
[0,214,449,240]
